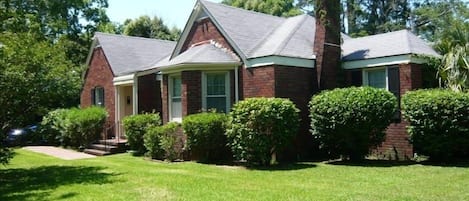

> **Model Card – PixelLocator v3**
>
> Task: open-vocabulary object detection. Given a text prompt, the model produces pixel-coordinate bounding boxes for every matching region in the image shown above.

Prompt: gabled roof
[92,32,176,76]
[342,30,439,61]
[171,0,317,66]
[154,41,240,69]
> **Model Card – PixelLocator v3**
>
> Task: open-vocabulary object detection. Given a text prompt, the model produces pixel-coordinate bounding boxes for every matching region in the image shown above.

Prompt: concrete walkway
[23,146,96,160]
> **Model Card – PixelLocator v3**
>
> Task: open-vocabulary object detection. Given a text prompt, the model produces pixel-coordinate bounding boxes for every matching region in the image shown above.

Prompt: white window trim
[202,71,231,113]
[362,67,389,90]
[168,75,182,122]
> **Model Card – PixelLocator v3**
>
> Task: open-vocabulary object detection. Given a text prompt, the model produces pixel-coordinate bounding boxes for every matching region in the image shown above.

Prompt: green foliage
[222,0,302,17]
[61,107,108,148]
[123,113,161,154]
[402,89,469,160]
[182,112,228,162]
[0,33,81,132]
[158,123,184,161]
[39,107,107,148]
[0,146,13,165]
[143,126,164,159]
[309,87,397,161]
[123,15,180,41]
[144,123,184,161]
[40,109,70,146]
[226,98,300,165]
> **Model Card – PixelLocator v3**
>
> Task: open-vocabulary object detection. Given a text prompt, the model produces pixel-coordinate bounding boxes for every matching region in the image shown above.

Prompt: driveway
[23,146,96,160]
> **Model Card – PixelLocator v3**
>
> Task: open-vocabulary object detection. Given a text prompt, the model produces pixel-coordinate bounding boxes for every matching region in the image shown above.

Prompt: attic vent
[203,22,209,33]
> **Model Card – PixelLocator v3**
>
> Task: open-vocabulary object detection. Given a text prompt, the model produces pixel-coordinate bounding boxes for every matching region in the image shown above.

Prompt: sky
[106,0,223,30]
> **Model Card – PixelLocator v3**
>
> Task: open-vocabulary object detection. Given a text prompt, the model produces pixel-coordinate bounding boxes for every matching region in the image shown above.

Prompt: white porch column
[133,75,138,115]
[115,86,121,139]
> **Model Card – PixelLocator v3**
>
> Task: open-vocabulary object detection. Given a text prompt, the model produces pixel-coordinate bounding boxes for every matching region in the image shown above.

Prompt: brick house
[81,33,176,139]
[82,0,439,159]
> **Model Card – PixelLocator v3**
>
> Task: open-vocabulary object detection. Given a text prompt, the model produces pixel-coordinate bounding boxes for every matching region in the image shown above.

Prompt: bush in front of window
[402,89,469,161]
[226,98,300,166]
[144,122,184,161]
[309,87,397,161]
[123,113,161,155]
[61,107,108,149]
[182,112,229,162]
[40,108,70,146]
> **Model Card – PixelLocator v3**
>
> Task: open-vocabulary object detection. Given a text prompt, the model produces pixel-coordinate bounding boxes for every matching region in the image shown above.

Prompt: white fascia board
[160,63,241,74]
[113,74,135,86]
[246,56,315,68]
[135,67,160,77]
[170,1,200,59]
[342,54,427,69]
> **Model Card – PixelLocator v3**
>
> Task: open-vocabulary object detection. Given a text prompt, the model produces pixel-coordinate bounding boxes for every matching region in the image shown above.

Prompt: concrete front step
[84,148,110,156]
[89,144,118,152]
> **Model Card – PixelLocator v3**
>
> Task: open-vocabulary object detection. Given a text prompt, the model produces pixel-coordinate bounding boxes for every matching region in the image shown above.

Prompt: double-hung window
[363,66,401,120]
[203,72,230,113]
[91,87,105,107]
[170,76,182,122]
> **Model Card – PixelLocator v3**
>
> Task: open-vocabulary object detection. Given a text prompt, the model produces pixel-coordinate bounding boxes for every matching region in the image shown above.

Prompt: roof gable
[93,32,176,76]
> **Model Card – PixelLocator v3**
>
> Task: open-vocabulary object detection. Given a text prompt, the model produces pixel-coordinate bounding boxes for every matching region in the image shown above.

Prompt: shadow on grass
[327,159,417,167]
[246,163,317,171]
[419,160,469,168]
[0,165,117,201]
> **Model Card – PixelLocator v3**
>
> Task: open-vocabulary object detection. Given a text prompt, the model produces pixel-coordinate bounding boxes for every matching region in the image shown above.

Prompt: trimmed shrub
[182,112,228,162]
[61,107,108,148]
[159,122,184,161]
[144,122,184,161]
[402,89,469,160]
[309,87,397,161]
[40,108,69,145]
[143,125,164,159]
[226,98,300,165]
[123,113,161,155]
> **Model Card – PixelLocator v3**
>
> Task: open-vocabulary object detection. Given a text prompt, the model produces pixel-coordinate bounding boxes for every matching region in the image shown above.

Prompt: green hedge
[182,112,228,162]
[309,87,397,161]
[123,113,161,155]
[144,122,183,161]
[62,107,108,148]
[402,89,469,160]
[40,107,107,149]
[40,108,69,146]
[226,98,300,165]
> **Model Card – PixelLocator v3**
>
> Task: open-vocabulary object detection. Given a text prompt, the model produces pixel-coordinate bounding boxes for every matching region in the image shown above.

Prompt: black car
[4,125,38,147]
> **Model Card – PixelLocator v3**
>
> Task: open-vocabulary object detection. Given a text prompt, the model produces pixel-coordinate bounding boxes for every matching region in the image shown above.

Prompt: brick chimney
[314,0,341,90]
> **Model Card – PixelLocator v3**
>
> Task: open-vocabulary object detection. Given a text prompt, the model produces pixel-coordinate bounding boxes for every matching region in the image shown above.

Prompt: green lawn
[1,149,469,201]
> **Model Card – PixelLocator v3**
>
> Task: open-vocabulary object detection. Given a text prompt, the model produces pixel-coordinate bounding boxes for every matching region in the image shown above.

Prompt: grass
[1,149,469,201]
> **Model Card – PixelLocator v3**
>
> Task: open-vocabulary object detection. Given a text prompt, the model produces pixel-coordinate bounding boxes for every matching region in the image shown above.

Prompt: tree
[0,33,81,136]
[0,0,110,66]
[222,0,302,17]
[123,15,180,41]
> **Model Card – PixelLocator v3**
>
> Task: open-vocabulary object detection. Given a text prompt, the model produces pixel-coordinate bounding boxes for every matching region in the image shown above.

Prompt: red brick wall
[377,63,422,160]
[241,66,276,98]
[162,75,169,124]
[80,47,115,126]
[182,71,202,116]
[181,18,234,53]
[138,74,162,117]
[275,66,319,159]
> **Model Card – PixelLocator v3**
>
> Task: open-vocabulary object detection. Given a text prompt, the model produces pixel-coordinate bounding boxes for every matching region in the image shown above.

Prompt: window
[170,76,182,122]
[365,68,387,89]
[203,72,230,113]
[363,66,401,121]
[91,87,104,107]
